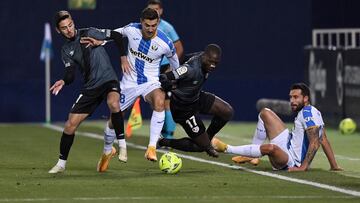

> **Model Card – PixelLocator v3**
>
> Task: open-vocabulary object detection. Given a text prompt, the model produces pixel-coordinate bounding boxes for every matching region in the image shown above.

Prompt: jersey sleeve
[114,23,135,37]
[172,64,191,80]
[302,106,324,129]
[87,27,111,40]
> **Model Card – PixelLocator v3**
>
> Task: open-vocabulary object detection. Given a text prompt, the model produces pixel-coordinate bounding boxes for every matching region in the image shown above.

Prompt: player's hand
[120,56,131,74]
[288,166,307,172]
[49,80,65,95]
[80,37,103,48]
[159,74,172,91]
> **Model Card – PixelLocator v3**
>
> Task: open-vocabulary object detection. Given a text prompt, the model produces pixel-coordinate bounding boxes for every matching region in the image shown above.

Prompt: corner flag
[41,22,53,124]
[126,97,142,138]
[40,23,53,61]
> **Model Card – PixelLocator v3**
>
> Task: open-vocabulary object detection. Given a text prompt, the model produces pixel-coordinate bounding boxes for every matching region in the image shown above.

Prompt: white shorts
[119,81,161,111]
[270,129,295,168]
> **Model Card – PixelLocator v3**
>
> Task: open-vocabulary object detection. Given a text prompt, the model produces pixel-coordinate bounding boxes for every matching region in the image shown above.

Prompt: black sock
[111,111,125,139]
[159,137,203,152]
[206,116,228,140]
[59,132,75,160]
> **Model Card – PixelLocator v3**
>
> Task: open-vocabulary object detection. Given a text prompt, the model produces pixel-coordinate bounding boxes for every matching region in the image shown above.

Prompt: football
[159,152,182,174]
[339,118,357,135]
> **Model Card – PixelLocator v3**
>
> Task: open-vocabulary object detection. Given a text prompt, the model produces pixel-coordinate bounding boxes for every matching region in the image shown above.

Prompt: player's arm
[289,126,321,172]
[82,28,126,56]
[159,65,189,91]
[50,50,76,95]
[174,40,183,60]
[321,128,342,171]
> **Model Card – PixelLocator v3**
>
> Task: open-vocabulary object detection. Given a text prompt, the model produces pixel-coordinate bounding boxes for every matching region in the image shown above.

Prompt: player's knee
[260,144,277,155]
[222,104,234,121]
[153,99,165,111]
[107,100,120,112]
[259,108,274,120]
[64,120,78,134]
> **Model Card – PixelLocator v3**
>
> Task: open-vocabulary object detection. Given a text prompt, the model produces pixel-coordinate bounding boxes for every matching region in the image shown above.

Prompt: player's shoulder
[159,19,175,31]
[299,105,322,119]
[156,29,174,49]
[125,22,142,30]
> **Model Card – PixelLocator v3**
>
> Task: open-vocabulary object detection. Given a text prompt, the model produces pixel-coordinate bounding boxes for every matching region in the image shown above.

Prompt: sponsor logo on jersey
[176,66,188,76]
[129,48,155,63]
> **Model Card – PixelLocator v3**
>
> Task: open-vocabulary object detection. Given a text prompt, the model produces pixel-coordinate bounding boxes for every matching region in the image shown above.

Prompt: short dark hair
[54,10,72,28]
[147,0,162,8]
[204,44,222,57]
[141,7,159,21]
[290,83,311,100]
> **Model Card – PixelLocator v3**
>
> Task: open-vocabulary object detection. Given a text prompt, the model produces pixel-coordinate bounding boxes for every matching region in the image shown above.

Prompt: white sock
[252,114,267,144]
[226,144,262,158]
[118,139,127,149]
[104,122,116,154]
[56,159,66,168]
[149,110,165,147]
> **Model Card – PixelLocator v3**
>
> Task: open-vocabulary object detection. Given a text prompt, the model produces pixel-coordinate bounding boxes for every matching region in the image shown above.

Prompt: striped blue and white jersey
[157,19,180,66]
[288,105,324,166]
[114,23,179,88]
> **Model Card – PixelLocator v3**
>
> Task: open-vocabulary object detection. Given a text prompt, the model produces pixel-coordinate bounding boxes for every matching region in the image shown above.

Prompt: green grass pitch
[0,121,359,203]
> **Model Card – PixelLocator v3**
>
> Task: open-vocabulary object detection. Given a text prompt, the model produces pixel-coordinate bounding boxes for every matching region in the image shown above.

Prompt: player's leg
[160,64,176,139]
[104,86,137,162]
[49,113,88,173]
[201,92,234,140]
[231,108,286,165]
[97,88,125,172]
[144,87,165,162]
[177,114,218,157]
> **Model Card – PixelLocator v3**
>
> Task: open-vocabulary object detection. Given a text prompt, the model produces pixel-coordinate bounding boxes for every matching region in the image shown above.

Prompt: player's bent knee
[223,104,234,120]
[108,101,120,112]
[260,144,277,155]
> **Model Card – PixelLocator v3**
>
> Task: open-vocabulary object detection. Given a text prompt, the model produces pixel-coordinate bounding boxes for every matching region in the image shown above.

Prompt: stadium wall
[0,0,312,122]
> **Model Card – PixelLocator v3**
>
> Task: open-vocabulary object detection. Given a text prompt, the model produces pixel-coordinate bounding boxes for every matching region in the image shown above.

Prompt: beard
[291,102,304,113]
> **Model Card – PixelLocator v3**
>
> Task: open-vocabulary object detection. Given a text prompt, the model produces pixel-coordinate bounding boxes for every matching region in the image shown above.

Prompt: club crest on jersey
[129,48,155,63]
[151,44,158,51]
[192,126,199,133]
[176,66,188,76]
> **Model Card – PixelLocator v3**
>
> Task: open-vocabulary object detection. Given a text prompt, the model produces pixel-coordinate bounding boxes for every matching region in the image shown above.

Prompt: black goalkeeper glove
[159,74,173,91]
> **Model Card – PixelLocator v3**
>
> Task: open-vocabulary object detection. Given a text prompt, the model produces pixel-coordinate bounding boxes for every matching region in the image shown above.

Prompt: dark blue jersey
[61,28,118,89]
[171,52,209,104]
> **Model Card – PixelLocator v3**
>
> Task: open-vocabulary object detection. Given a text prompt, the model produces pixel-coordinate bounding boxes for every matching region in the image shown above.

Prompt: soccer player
[157,44,233,157]
[48,11,126,173]
[212,83,342,171]
[147,0,184,139]
[84,8,180,162]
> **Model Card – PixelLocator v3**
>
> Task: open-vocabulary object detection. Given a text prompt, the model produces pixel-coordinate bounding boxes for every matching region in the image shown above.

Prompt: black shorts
[70,80,120,114]
[170,91,216,138]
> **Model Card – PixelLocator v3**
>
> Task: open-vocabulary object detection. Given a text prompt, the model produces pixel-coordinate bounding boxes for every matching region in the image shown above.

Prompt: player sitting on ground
[212,83,342,171]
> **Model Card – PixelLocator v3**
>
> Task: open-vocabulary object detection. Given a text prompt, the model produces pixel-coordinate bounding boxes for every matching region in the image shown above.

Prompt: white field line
[43,124,360,198]
[0,195,357,202]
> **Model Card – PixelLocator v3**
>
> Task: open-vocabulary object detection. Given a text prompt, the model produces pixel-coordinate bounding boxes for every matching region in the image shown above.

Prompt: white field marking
[43,124,360,197]
[0,195,357,202]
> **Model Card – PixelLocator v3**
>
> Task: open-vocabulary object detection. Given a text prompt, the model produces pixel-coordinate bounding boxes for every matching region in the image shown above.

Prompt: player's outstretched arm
[321,129,343,171]
[49,80,65,95]
[288,126,321,172]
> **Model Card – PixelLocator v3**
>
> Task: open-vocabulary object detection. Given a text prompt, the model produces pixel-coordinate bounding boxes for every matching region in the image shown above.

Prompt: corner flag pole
[41,23,53,124]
